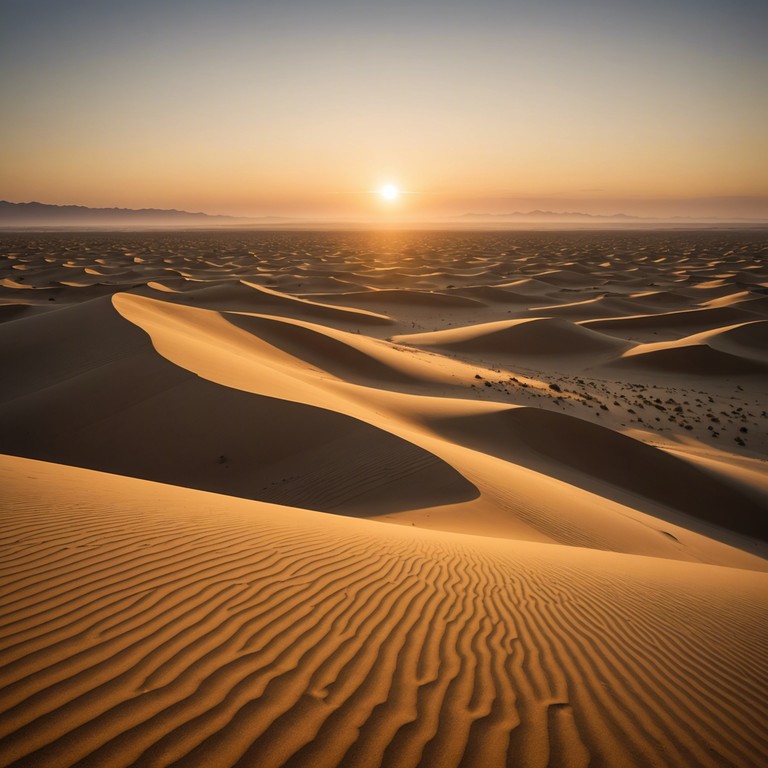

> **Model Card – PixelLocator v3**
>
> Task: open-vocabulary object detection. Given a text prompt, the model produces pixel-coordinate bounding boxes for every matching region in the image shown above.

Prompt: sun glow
[379,183,400,201]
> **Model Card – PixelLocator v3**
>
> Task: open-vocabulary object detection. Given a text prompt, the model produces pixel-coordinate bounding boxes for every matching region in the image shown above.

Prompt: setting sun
[379,183,400,201]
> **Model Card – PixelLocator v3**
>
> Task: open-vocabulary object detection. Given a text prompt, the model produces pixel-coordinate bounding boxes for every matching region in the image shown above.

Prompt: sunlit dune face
[379,183,400,201]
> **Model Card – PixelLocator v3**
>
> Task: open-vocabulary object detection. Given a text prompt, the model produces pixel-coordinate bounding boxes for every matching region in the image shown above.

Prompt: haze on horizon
[1,0,766,222]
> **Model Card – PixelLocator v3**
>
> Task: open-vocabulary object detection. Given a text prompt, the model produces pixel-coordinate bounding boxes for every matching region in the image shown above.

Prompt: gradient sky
[1,0,766,220]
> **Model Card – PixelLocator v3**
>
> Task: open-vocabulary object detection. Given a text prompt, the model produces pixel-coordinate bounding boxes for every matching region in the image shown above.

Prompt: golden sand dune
[111,293,463,396]
[443,285,549,304]
[224,313,447,387]
[394,317,631,358]
[312,288,487,309]
[520,295,651,319]
[625,290,694,308]
[425,406,767,539]
[703,319,768,361]
[140,280,392,326]
[1,456,766,768]
[612,343,768,376]
[700,289,765,308]
[610,322,768,376]
[1,230,767,767]
[0,298,475,516]
[0,279,122,305]
[495,277,557,295]
[532,269,599,287]
[726,294,768,314]
[582,305,761,340]
[110,295,767,565]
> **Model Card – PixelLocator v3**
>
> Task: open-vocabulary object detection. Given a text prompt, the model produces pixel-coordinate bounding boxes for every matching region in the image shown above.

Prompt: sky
[1,0,766,221]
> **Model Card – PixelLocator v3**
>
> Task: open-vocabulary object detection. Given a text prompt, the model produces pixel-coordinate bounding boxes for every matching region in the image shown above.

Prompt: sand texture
[1,229,767,767]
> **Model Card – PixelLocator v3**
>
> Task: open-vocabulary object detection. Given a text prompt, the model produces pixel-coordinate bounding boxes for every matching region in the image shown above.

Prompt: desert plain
[0,228,767,767]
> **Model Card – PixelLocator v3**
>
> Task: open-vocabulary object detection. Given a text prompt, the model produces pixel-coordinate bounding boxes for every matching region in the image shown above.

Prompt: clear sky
[1,0,766,220]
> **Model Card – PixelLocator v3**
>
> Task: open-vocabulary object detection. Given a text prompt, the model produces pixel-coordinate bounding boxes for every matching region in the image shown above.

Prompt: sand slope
[394,317,631,359]
[1,455,766,768]
[147,280,394,326]
[582,305,760,341]
[0,298,475,516]
[1,229,767,767]
[608,321,768,376]
[426,405,768,539]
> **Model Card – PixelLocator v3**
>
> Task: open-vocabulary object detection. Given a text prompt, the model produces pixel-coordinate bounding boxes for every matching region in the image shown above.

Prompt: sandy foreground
[0,229,766,767]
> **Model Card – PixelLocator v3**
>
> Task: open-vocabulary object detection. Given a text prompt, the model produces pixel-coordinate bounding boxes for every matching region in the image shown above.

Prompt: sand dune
[1,455,766,768]
[609,322,768,376]
[521,294,653,319]
[626,289,695,308]
[0,297,475,516]
[224,312,447,387]
[496,277,557,294]
[426,405,767,539]
[725,294,768,315]
[394,317,631,358]
[1,229,767,767]
[443,285,549,304]
[704,320,768,361]
[583,305,759,341]
[312,288,487,309]
[111,293,467,395]
[108,293,767,565]
[0,303,55,323]
[611,343,768,376]
[143,280,394,326]
[533,268,601,287]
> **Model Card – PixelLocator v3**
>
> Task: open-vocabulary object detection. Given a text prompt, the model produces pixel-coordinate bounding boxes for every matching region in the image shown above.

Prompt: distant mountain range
[0,201,286,228]
[456,210,767,223]
[458,210,642,221]
[1,200,764,229]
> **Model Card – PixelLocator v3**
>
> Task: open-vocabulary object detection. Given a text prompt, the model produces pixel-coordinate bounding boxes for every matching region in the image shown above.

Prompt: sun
[379,183,400,201]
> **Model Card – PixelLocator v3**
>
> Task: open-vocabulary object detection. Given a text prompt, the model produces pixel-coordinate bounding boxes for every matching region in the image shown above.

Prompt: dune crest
[608,321,768,376]
[426,405,768,540]
[394,317,630,359]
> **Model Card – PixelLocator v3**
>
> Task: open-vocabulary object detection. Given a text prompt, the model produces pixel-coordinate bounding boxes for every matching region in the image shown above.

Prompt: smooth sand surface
[1,229,767,766]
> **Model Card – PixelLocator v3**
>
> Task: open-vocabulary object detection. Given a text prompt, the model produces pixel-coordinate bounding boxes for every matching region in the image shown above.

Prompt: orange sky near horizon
[1,1,766,220]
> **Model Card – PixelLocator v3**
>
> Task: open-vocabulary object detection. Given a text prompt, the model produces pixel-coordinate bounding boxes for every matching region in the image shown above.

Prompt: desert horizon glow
[1,0,766,221]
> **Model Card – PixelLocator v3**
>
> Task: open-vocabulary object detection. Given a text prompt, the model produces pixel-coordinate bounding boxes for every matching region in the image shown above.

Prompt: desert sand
[1,229,767,767]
